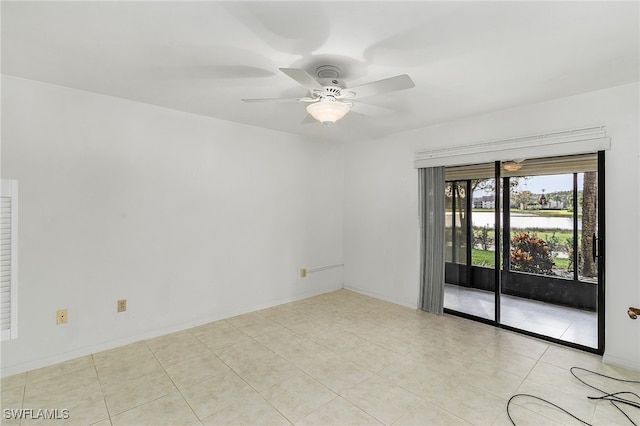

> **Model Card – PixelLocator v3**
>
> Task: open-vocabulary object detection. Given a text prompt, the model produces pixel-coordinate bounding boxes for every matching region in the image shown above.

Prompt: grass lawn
[472,248,571,271]
[472,249,496,267]
[510,209,577,218]
[553,257,571,270]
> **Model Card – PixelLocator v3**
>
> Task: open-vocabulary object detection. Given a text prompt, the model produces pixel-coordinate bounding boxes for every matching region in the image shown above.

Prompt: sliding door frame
[444,152,605,355]
[597,150,605,352]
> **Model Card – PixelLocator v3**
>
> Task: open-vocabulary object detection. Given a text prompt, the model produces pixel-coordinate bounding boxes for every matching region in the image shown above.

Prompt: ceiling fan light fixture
[306,100,350,126]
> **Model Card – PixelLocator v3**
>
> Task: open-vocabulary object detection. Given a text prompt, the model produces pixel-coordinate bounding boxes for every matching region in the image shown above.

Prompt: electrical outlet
[300,268,307,278]
[57,309,68,324]
[117,299,127,312]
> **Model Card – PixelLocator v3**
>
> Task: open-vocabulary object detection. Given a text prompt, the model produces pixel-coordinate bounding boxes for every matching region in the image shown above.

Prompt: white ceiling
[2,1,638,143]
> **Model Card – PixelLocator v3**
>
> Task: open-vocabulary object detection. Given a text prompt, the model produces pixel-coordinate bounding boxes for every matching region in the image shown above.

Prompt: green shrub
[544,231,561,253]
[474,225,491,250]
[510,232,555,275]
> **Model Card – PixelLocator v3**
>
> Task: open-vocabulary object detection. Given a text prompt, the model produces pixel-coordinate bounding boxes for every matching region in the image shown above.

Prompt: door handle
[592,233,597,261]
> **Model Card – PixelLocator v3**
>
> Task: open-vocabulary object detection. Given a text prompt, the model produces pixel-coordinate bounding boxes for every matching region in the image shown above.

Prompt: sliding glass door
[443,153,604,352]
[444,179,496,321]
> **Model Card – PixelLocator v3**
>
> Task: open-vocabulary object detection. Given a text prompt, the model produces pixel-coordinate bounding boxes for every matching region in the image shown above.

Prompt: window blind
[1,180,18,341]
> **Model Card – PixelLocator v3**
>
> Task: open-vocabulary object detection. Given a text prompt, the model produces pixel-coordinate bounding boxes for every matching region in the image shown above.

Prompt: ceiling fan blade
[350,102,395,117]
[279,68,324,91]
[147,65,275,80]
[347,74,415,99]
[241,96,314,103]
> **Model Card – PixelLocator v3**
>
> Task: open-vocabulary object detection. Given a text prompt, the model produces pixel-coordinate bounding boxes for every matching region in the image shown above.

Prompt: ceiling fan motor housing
[313,83,348,100]
[315,65,348,96]
[316,65,341,79]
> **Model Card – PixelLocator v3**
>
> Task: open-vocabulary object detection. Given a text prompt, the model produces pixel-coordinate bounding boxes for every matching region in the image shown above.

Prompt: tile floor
[444,284,599,348]
[1,290,638,425]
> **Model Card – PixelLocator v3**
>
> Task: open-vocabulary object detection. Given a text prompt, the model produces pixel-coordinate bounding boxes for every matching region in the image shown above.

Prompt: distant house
[531,194,565,210]
[473,195,495,209]
[548,199,565,209]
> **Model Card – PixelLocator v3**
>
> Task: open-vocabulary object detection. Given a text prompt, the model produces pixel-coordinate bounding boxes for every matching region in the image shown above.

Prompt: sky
[518,174,584,194]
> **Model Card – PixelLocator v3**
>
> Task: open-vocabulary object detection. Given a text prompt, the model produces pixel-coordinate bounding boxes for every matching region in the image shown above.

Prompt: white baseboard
[342,284,418,310]
[603,352,640,372]
[1,321,195,378]
[193,284,343,327]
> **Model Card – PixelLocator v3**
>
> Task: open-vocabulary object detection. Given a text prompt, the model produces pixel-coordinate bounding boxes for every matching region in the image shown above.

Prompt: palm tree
[581,172,597,278]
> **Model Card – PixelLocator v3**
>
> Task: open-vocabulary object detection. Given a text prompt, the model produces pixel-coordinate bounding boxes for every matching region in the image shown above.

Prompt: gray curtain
[418,167,446,314]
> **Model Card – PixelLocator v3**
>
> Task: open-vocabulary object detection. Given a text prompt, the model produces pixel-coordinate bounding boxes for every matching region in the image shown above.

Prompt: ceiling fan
[241,65,415,126]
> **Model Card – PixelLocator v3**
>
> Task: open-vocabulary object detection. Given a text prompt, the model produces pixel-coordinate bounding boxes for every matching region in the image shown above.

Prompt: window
[1,180,18,341]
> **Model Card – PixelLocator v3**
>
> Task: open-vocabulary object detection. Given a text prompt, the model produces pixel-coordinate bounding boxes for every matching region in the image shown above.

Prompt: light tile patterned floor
[2,290,638,425]
[444,284,599,348]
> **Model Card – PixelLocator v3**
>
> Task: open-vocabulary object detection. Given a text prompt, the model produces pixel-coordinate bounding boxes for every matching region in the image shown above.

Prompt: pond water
[473,211,579,230]
[448,211,580,230]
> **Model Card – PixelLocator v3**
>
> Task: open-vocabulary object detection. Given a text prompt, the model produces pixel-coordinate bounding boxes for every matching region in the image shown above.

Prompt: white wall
[0,75,344,376]
[344,83,640,371]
